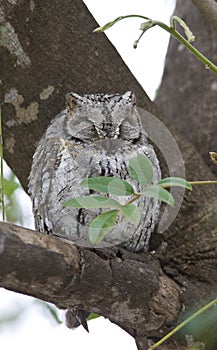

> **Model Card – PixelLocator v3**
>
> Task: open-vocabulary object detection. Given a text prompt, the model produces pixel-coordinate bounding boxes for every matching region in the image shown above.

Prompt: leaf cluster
[64,154,191,245]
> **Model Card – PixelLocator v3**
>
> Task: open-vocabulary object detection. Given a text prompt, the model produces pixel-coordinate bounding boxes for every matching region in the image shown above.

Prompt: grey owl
[29,91,161,253]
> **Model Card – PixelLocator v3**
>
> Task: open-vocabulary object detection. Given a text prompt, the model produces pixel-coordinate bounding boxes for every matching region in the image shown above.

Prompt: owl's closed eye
[65,91,144,143]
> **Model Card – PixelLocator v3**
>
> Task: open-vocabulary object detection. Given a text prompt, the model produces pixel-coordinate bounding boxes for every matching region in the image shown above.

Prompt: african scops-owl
[29,91,161,252]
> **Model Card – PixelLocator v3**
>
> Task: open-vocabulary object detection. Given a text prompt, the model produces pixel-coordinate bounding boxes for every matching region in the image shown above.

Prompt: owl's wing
[29,136,91,236]
[29,137,65,232]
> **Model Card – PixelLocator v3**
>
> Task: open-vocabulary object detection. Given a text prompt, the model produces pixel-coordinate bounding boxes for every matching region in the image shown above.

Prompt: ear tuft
[122,91,136,105]
[66,93,83,112]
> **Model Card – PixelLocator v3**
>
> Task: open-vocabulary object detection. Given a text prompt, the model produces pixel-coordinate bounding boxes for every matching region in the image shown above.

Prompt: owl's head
[65,91,146,143]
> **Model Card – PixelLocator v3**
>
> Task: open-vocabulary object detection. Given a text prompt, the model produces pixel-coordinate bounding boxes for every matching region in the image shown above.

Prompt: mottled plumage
[29,91,161,252]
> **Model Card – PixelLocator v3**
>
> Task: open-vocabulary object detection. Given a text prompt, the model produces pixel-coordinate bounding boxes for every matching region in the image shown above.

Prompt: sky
[0,1,176,349]
[84,0,176,99]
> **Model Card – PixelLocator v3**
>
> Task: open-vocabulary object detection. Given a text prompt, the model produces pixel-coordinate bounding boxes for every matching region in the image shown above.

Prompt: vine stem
[125,193,141,206]
[190,180,217,186]
[123,179,217,206]
[95,14,217,74]
[160,180,217,189]
[148,298,217,350]
[154,20,217,73]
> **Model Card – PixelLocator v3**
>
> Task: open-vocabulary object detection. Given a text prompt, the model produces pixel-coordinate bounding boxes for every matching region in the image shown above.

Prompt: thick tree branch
[0,221,182,347]
[1,220,216,349]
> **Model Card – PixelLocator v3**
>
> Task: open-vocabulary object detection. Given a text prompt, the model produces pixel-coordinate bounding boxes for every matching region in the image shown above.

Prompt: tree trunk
[0,0,217,349]
[156,0,217,175]
[1,0,153,190]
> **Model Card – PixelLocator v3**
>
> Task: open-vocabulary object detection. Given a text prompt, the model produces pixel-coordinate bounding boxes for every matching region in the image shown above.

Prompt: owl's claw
[78,310,89,332]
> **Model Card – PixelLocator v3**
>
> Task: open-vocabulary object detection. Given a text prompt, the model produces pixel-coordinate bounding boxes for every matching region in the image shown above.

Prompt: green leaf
[89,210,119,244]
[87,313,100,321]
[120,204,141,225]
[3,178,20,197]
[158,177,192,190]
[44,303,62,325]
[129,154,154,185]
[141,185,174,206]
[81,177,134,196]
[64,196,119,208]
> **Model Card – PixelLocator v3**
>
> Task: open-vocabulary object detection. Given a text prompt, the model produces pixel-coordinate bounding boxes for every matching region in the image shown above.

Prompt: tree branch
[1,220,217,349]
[0,221,183,347]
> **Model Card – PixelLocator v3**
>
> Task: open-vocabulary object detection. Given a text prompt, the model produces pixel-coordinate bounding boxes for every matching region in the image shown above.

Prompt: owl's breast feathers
[29,132,160,252]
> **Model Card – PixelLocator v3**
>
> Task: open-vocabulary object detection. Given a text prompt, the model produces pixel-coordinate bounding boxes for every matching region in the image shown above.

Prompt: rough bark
[1,221,216,350]
[156,0,217,176]
[0,0,217,349]
[192,0,217,31]
[0,222,181,347]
